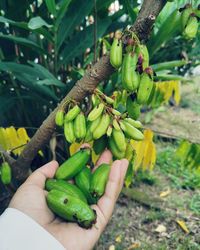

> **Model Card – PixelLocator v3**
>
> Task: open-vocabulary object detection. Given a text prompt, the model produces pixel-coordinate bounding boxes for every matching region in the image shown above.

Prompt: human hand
[9,149,128,250]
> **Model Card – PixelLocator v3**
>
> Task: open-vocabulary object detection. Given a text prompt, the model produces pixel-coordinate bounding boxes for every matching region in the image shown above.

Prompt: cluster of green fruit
[46,148,110,229]
[55,89,144,160]
[180,4,200,40]
[110,31,154,109]
[0,161,12,185]
[110,30,155,123]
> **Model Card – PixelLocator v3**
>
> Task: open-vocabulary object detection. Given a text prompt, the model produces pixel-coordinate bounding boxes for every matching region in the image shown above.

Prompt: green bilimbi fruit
[90,115,102,133]
[113,119,121,131]
[122,52,139,91]
[90,163,110,202]
[125,142,133,162]
[108,136,126,159]
[75,167,94,204]
[146,82,156,105]
[55,148,91,180]
[88,103,104,121]
[45,179,87,203]
[74,112,86,139]
[64,120,75,143]
[92,113,110,140]
[84,123,93,142]
[110,31,123,69]
[120,120,144,141]
[91,94,100,107]
[183,14,199,39]
[181,4,193,30]
[1,162,12,185]
[47,189,96,229]
[106,125,113,137]
[137,69,153,105]
[55,110,64,126]
[112,128,126,152]
[137,44,149,70]
[126,95,141,120]
[93,135,107,155]
[65,105,81,122]
[124,118,142,129]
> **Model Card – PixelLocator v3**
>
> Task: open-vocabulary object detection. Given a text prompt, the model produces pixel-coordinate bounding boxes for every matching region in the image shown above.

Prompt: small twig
[0,146,15,165]
[93,0,97,62]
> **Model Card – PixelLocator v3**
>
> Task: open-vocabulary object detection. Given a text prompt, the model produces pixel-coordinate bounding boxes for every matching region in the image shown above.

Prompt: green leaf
[45,0,57,16]
[55,0,72,29]
[0,61,64,87]
[28,16,52,30]
[57,0,94,50]
[0,34,46,54]
[16,73,58,101]
[59,17,111,67]
[0,16,27,29]
[154,73,185,81]
[121,0,137,23]
[152,60,187,72]
[28,62,64,87]
[148,9,182,58]
[0,16,53,42]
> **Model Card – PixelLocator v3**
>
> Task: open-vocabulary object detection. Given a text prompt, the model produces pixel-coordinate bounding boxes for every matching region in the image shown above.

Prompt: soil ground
[95,77,200,250]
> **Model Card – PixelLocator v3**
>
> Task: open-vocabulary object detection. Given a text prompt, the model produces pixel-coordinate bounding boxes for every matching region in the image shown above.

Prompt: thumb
[25,161,59,188]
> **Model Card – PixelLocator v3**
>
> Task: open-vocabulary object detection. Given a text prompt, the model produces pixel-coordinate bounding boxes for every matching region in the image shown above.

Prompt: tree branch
[0,146,16,166]
[12,0,167,182]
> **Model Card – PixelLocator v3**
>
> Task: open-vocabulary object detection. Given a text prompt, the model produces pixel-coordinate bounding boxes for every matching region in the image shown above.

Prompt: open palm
[9,149,128,250]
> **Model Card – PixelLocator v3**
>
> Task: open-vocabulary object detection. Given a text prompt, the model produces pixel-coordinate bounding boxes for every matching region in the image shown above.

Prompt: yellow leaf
[17,128,30,143]
[155,224,167,233]
[92,149,99,165]
[0,128,8,150]
[160,188,171,198]
[69,142,82,156]
[109,245,115,250]
[149,143,156,171]
[155,80,181,105]
[131,139,147,171]
[17,128,30,153]
[176,220,189,234]
[127,242,141,249]
[131,129,156,172]
[115,235,122,243]
[143,129,154,141]
[176,140,191,162]
[6,127,21,155]
[173,81,181,105]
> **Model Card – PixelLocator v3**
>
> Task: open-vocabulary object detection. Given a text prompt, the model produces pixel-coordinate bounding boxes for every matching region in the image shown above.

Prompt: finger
[25,161,59,188]
[93,149,112,171]
[119,159,129,187]
[96,160,122,222]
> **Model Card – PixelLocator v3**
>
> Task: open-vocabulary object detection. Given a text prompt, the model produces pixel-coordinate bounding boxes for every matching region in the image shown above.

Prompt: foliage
[176,140,200,171]
[0,0,137,128]
[148,80,181,108]
[0,127,30,155]
[157,145,200,190]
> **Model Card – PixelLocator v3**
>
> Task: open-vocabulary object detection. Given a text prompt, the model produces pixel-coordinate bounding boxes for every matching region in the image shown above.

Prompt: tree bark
[12,0,167,182]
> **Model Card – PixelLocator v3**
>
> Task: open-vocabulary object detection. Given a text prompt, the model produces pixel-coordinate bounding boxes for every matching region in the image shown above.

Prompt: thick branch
[12,0,167,182]
[130,0,166,42]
